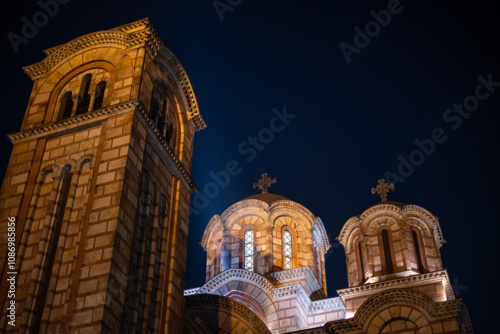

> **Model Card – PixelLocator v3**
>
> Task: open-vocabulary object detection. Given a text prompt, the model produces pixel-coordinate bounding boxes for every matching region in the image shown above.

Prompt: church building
[0,19,473,333]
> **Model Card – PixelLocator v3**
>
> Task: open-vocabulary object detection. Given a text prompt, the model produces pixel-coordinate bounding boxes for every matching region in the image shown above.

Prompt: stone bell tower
[331,180,473,332]
[0,18,205,333]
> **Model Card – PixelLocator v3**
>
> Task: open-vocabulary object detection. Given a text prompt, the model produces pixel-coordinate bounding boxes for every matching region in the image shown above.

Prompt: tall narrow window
[93,81,106,110]
[283,230,293,269]
[60,91,73,119]
[151,92,160,122]
[381,229,394,274]
[151,86,177,149]
[244,229,254,271]
[412,230,424,273]
[76,74,92,115]
[158,96,166,134]
[166,107,176,147]
[34,166,72,329]
[357,240,365,283]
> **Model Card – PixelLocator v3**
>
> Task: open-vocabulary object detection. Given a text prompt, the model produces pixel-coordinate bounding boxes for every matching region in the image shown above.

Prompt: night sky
[1,1,499,332]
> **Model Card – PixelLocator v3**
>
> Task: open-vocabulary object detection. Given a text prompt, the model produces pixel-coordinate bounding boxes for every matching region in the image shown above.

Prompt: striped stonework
[0,18,204,334]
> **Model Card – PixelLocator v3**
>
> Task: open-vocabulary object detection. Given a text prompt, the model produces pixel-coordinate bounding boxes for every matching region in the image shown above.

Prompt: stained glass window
[283,230,293,269]
[244,229,254,271]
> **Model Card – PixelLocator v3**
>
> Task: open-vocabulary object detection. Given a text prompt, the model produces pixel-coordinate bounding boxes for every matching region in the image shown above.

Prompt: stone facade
[0,19,205,333]
[188,194,473,333]
[0,18,473,334]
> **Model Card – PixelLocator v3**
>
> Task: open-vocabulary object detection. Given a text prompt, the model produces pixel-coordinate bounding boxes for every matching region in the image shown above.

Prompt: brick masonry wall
[0,20,200,333]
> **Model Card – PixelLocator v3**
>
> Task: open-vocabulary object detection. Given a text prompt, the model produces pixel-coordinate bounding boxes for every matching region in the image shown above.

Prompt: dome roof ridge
[243,192,290,204]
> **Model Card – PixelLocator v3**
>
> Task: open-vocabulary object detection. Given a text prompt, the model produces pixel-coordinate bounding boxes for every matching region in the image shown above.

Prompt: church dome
[200,173,331,296]
[243,192,289,204]
[338,179,445,288]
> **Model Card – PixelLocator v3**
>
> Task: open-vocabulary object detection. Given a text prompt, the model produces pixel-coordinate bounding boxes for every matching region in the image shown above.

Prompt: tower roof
[243,192,289,204]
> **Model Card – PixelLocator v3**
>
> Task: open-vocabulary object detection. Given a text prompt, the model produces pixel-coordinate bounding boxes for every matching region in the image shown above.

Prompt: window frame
[377,226,397,275]
[410,226,427,273]
[354,238,365,284]
[240,225,255,272]
[281,226,297,270]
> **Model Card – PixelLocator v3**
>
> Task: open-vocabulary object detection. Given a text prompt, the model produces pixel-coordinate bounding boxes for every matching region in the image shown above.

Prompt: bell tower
[0,19,205,333]
[337,180,453,318]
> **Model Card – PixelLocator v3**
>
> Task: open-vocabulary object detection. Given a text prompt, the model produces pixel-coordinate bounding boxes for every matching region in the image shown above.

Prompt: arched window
[158,96,167,135]
[60,91,73,119]
[150,89,167,133]
[356,240,365,283]
[93,80,106,110]
[244,229,254,271]
[283,230,293,269]
[151,85,177,149]
[381,229,394,275]
[412,229,424,273]
[76,74,92,115]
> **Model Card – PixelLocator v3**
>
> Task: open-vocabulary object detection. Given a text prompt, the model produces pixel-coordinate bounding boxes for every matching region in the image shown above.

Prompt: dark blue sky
[1,1,499,332]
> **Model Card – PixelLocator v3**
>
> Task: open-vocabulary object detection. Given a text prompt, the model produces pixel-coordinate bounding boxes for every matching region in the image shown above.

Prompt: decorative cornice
[8,100,137,142]
[337,270,454,303]
[171,51,206,131]
[24,31,129,79]
[8,99,198,192]
[219,200,270,226]
[135,101,198,192]
[274,284,312,310]
[154,45,206,131]
[23,18,206,132]
[310,297,344,313]
[359,203,402,221]
[183,287,201,296]
[266,266,315,281]
[265,266,321,294]
[193,268,345,325]
[270,200,317,227]
[338,203,445,249]
[274,283,344,315]
[401,205,444,248]
[337,217,361,247]
[200,215,223,251]
[196,269,276,297]
[217,198,319,232]
[312,217,331,253]
[185,294,271,334]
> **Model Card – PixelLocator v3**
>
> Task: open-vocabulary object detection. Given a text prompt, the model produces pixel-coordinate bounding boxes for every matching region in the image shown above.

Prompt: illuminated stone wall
[0,18,205,333]
[201,193,330,296]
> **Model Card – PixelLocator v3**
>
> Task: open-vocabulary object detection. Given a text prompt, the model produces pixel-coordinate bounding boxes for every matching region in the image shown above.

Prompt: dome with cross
[200,173,330,285]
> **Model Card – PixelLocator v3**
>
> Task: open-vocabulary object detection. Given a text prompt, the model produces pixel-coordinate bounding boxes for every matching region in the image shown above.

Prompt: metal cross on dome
[371,179,394,203]
[253,173,276,194]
